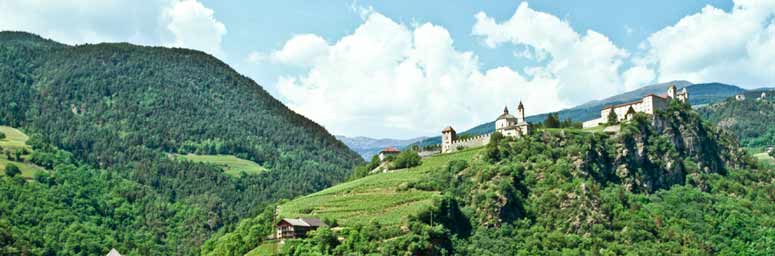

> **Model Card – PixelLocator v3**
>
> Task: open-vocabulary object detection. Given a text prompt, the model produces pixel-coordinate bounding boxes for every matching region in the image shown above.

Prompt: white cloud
[268,12,567,137]
[472,2,629,102]
[163,0,227,58]
[248,34,329,67]
[0,0,227,58]
[643,0,775,87]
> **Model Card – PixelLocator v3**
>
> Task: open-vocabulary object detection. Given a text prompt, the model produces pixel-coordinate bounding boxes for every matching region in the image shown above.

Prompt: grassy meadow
[754,152,774,168]
[173,154,266,177]
[278,147,484,227]
[0,126,46,179]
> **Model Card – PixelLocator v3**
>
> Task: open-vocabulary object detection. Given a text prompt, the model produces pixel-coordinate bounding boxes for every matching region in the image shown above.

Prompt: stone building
[378,147,400,161]
[736,94,746,101]
[441,102,530,153]
[495,102,530,137]
[583,84,688,128]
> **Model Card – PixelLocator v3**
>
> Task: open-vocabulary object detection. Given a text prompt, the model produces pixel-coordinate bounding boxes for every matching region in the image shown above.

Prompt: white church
[441,101,530,153]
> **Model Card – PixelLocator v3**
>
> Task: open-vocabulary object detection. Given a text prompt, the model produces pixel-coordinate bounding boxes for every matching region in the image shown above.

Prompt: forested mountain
[416,82,746,146]
[0,31,362,255]
[698,90,775,149]
[220,101,774,255]
[335,135,427,160]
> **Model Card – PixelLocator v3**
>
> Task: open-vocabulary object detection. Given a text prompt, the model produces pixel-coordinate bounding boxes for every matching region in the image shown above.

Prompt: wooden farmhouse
[276,218,325,239]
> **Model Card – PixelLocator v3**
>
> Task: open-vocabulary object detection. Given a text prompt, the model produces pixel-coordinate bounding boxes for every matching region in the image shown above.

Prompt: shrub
[391,151,422,170]
[607,110,618,125]
[4,163,20,177]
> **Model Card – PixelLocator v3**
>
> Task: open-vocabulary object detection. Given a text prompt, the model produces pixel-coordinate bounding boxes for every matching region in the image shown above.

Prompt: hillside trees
[3,164,19,177]
[390,150,422,170]
[0,31,363,254]
[607,110,618,125]
[699,93,775,148]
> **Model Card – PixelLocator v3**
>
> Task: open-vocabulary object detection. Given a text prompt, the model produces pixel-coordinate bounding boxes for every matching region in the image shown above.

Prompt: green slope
[698,91,775,148]
[249,103,774,255]
[0,31,362,255]
[0,126,46,179]
[279,147,483,227]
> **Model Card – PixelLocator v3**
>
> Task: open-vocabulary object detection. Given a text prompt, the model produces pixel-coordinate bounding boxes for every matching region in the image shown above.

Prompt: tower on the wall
[516,101,525,123]
[667,84,677,99]
[441,126,457,153]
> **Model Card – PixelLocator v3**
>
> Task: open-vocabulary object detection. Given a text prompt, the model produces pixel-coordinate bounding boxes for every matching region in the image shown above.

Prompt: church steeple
[503,106,509,114]
[516,101,525,123]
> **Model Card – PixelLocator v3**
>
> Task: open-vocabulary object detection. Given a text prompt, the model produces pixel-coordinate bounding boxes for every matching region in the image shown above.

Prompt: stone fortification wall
[445,133,491,153]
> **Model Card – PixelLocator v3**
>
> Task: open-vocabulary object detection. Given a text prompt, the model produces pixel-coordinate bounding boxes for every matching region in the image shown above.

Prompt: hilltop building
[378,147,400,161]
[736,94,746,101]
[441,102,530,153]
[583,84,688,128]
[758,92,767,101]
[276,218,325,240]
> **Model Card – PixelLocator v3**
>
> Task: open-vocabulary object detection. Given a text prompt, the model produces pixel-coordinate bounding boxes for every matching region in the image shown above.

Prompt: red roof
[381,147,400,153]
[602,100,641,110]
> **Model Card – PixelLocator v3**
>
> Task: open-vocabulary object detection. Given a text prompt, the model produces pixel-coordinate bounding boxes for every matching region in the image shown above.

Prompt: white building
[583,85,688,128]
[495,102,530,138]
[378,147,400,161]
[441,102,530,153]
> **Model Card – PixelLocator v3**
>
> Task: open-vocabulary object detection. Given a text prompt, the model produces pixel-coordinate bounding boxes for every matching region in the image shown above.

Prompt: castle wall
[583,118,605,128]
[443,133,491,153]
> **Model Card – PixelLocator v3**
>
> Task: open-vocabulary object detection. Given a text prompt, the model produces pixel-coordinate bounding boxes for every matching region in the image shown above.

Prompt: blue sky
[1,0,773,138]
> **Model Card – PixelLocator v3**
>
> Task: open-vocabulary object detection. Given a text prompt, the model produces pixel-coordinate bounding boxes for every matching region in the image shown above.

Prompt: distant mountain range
[336,135,427,160]
[413,81,748,146]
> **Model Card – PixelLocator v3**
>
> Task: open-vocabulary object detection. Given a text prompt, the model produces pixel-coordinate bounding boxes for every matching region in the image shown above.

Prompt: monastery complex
[441,101,530,153]
[583,85,688,128]
[436,84,689,155]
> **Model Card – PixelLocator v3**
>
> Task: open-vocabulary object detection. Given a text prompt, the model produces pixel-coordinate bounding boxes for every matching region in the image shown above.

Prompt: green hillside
[698,90,775,149]
[0,31,362,255]
[279,148,483,227]
[224,102,775,255]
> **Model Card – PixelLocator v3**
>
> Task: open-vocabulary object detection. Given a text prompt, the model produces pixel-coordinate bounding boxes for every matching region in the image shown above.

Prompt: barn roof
[279,218,325,227]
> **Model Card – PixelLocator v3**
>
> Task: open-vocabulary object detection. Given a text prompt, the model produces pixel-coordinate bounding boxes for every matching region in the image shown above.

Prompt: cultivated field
[278,147,484,227]
[173,154,267,177]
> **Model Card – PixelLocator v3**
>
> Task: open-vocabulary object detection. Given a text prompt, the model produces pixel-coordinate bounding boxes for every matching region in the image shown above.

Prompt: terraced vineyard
[278,147,484,227]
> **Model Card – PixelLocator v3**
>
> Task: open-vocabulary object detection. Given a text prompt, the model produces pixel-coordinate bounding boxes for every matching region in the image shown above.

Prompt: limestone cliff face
[613,104,749,193]
[454,103,751,229]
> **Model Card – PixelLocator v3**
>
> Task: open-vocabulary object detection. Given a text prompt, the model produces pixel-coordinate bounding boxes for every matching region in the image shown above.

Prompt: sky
[1,0,774,139]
